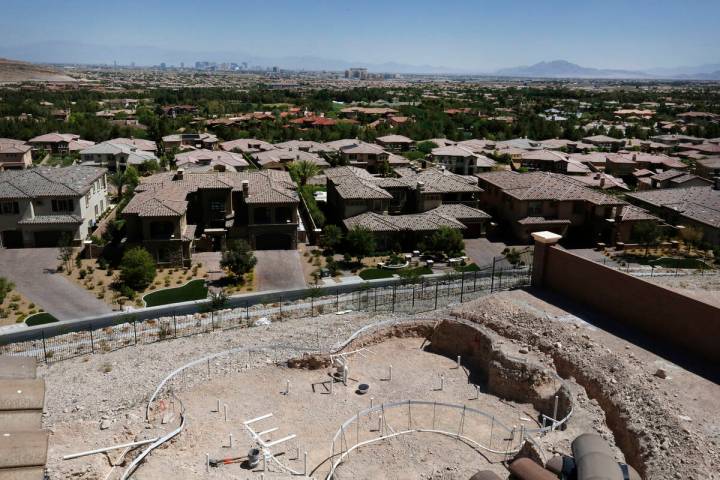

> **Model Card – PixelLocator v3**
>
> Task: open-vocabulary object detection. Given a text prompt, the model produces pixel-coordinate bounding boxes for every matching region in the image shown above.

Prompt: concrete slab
[0,431,48,469]
[0,379,44,411]
[254,250,306,291]
[0,358,36,380]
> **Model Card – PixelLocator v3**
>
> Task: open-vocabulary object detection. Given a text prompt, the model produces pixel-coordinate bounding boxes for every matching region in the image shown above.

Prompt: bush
[0,277,15,304]
[221,240,257,277]
[119,247,156,291]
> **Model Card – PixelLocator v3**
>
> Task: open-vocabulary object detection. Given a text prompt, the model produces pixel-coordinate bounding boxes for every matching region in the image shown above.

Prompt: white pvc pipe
[63,438,159,460]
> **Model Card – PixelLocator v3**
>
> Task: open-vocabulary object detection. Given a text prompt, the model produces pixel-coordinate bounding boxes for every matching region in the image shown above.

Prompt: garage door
[1,230,23,248]
[255,233,292,250]
[34,231,74,248]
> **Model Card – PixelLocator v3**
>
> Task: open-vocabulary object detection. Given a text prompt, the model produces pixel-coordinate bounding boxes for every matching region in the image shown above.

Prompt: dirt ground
[0,287,40,326]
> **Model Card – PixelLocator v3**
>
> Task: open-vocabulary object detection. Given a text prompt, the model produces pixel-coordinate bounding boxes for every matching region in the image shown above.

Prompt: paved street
[254,250,307,291]
[0,248,112,321]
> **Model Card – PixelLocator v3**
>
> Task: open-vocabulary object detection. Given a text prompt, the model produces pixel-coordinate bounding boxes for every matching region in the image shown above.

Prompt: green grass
[25,312,58,326]
[454,263,481,272]
[359,266,432,280]
[143,279,209,307]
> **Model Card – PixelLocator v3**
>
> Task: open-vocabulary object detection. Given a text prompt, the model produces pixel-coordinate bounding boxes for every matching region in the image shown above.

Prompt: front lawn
[454,263,481,272]
[143,279,209,307]
[25,312,59,326]
[359,266,432,280]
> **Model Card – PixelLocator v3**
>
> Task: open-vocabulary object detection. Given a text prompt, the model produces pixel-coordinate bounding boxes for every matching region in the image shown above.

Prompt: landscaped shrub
[119,247,156,291]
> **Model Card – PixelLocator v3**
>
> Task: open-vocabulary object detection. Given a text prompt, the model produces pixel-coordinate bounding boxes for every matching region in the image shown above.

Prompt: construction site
[3,282,712,480]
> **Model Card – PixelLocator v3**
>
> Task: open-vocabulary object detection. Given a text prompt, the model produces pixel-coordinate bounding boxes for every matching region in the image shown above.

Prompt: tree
[346,226,376,264]
[288,159,321,186]
[320,224,343,252]
[109,166,140,199]
[416,141,438,155]
[424,227,464,258]
[119,247,156,291]
[57,232,75,272]
[633,222,661,257]
[221,240,257,277]
[680,226,704,254]
[0,277,15,304]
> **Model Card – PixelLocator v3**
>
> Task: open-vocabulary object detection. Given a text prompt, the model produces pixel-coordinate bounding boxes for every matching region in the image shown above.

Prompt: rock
[519,346,529,354]
[554,342,562,349]
[678,415,693,422]
[654,368,668,379]
[100,419,111,430]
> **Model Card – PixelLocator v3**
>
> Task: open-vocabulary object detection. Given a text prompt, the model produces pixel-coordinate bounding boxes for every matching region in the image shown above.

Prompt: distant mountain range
[493,60,720,80]
[0,41,719,79]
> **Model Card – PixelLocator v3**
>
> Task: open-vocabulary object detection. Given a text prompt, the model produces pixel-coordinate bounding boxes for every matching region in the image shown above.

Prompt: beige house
[430,145,496,175]
[27,132,95,154]
[162,133,219,151]
[123,169,300,263]
[0,166,108,248]
[0,139,32,170]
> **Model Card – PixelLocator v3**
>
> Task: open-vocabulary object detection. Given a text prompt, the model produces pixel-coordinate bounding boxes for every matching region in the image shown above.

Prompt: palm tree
[290,160,321,186]
[108,171,125,199]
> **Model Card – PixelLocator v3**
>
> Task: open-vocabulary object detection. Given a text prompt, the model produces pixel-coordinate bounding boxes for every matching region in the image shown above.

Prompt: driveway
[0,248,111,321]
[464,238,509,266]
[254,250,307,292]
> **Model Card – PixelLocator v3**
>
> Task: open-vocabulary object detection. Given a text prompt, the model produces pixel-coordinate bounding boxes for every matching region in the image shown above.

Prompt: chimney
[242,180,249,197]
[417,180,425,191]
[600,176,606,188]
[174,168,184,181]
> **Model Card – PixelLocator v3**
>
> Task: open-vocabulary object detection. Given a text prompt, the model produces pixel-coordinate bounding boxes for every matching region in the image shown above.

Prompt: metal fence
[0,256,532,364]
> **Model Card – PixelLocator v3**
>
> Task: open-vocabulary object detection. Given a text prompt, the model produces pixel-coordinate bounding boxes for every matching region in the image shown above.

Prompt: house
[27,132,95,154]
[0,166,108,248]
[626,183,720,245]
[250,149,329,170]
[325,167,397,219]
[162,132,219,151]
[476,171,648,245]
[273,140,335,154]
[637,170,712,191]
[343,204,490,250]
[220,138,275,154]
[174,149,249,172]
[79,141,158,171]
[696,157,720,180]
[375,135,415,152]
[582,135,626,150]
[339,107,398,120]
[395,166,483,212]
[574,172,629,192]
[324,140,393,172]
[605,153,688,178]
[123,169,300,262]
[649,134,703,146]
[430,145,497,175]
[110,137,157,153]
[0,139,32,170]
[160,105,199,117]
[517,150,580,174]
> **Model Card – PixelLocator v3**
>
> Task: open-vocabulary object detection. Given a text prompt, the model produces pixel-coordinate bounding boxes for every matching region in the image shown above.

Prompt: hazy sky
[1,0,719,70]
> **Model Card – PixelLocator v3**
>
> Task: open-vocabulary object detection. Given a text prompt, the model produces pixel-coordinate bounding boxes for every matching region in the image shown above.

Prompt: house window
[275,206,292,223]
[528,201,542,216]
[0,201,19,215]
[210,201,224,212]
[572,201,585,215]
[254,207,271,224]
[52,199,74,212]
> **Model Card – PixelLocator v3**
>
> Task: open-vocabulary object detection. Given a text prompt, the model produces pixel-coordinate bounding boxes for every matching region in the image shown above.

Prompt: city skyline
[1,0,719,72]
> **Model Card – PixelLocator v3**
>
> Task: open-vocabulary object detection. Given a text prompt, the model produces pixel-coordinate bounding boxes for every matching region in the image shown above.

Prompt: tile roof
[251,149,329,168]
[476,171,625,206]
[28,132,79,143]
[344,211,465,233]
[394,167,482,194]
[220,138,275,153]
[0,166,106,199]
[325,166,394,200]
[126,170,298,218]
[626,186,720,229]
[17,214,83,225]
[175,149,248,169]
[376,135,414,144]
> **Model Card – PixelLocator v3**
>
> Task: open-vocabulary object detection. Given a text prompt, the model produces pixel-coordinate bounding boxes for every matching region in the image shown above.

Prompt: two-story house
[162,133,219,151]
[0,139,32,170]
[79,141,158,171]
[430,145,497,175]
[0,166,108,248]
[123,169,300,264]
[27,132,95,155]
[476,171,656,245]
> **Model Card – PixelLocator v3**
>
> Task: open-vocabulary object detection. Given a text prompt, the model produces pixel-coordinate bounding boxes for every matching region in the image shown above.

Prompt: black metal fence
[0,254,532,364]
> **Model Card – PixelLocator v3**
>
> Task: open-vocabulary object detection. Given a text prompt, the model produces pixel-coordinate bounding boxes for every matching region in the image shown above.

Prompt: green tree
[320,224,343,252]
[288,159,321,186]
[346,226,376,264]
[424,227,464,258]
[633,222,661,257]
[680,226,704,255]
[0,277,15,304]
[56,232,75,272]
[119,247,156,291]
[416,141,438,155]
[221,240,257,277]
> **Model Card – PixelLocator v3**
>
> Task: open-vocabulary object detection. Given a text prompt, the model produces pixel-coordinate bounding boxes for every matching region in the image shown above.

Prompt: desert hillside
[0,58,77,83]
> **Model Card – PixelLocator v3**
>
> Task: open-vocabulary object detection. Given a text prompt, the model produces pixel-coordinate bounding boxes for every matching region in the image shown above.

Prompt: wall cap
[531,231,563,245]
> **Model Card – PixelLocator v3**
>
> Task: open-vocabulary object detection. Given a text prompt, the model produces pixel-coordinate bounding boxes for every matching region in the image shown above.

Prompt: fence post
[280,295,283,318]
[434,281,439,310]
[41,330,48,363]
[89,324,94,354]
[473,271,477,291]
[133,319,137,345]
[173,314,177,338]
[412,284,415,308]
[490,257,496,293]
[311,295,314,317]
[374,288,377,311]
[336,288,339,312]
[460,273,465,303]
[246,301,249,322]
[391,285,396,313]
